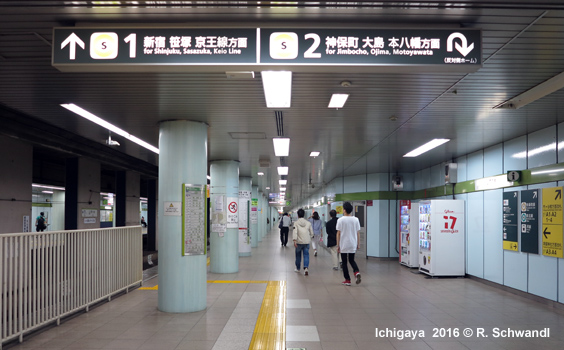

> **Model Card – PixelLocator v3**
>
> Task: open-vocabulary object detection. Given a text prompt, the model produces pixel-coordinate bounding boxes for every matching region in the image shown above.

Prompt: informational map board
[503,191,519,251]
[520,189,539,254]
[182,184,207,256]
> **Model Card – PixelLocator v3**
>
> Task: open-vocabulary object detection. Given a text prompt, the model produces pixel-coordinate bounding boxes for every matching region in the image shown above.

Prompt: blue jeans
[295,244,310,270]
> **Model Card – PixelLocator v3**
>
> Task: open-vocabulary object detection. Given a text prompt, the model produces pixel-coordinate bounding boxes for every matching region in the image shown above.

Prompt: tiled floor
[5,227,564,350]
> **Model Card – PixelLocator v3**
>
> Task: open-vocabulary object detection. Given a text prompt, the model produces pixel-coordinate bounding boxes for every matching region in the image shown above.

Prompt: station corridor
[5,228,564,350]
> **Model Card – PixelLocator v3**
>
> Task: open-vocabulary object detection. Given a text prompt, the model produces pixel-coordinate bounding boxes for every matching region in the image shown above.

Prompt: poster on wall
[503,191,519,251]
[541,187,564,258]
[520,189,539,254]
[251,198,258,224]
[226,197,239,228]
[211,194,227,233]
[182,184,207,256]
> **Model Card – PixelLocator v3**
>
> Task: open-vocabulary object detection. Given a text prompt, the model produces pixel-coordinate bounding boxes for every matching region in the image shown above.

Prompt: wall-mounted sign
[164,201,182,216]
[520,189,539,254]
[182,184,207,256]
[81,208,98,217]
[53,27,481,73]
[84,218,97,224]
[474,174,514,191]
[541,187,563,258]
[503,191,518,251]
[226,197,239,228]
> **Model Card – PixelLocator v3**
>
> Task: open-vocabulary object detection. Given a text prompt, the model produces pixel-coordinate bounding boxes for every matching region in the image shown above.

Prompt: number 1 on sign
[124,33,136,58]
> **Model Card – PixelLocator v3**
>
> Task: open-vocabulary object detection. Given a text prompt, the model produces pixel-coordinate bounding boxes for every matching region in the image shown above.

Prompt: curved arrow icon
[61,32,85,60]
[447,32,474,57]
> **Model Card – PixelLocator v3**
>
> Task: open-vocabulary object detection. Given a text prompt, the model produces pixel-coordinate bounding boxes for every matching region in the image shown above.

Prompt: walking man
[336,202,361,286]
[293,208,314,276]
[280,212,292,247]
[326,209,341,270]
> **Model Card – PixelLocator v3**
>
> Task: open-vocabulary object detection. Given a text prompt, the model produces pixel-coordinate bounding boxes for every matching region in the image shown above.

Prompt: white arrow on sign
[446,32,474,57]
[61,32,85,60]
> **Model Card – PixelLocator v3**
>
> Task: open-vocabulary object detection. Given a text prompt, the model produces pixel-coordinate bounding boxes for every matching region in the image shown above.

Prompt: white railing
[1,227,142,348]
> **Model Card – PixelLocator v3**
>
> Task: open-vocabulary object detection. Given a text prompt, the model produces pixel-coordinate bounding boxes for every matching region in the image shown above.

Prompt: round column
[158,120,207,313]
[209,160,240,273]
[238,176,252,257]
[251,185,259,247]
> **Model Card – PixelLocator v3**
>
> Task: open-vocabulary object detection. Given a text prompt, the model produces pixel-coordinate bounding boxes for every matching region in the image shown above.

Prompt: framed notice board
[182,184,207,256]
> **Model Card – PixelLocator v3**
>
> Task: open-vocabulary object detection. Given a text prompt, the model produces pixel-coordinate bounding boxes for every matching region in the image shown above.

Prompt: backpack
[38,216,46,229]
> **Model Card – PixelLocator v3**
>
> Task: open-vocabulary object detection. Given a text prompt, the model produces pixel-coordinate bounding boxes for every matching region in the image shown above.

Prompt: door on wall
[351,201,366,258]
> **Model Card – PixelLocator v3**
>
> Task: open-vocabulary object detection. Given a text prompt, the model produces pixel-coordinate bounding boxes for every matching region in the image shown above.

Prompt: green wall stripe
[32,203,52,207]
[334,163,564,202]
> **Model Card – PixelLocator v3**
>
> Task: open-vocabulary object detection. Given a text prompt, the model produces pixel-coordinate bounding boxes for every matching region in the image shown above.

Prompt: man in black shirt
[325,210,341,270]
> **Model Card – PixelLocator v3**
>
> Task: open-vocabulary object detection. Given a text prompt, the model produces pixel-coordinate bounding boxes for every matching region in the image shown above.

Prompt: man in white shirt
[280,212,292,247]
[336,202,361,286]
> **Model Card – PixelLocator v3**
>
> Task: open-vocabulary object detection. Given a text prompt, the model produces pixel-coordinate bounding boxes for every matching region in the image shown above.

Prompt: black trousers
[280,227,289,246]
[341,252,359,281]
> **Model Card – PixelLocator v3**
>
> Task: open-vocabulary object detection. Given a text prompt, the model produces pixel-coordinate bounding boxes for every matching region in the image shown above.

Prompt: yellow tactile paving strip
[248,281,286,350]
[139,280,287,350]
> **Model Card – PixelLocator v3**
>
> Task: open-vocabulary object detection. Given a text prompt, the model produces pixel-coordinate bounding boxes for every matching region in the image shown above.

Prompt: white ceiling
[1,1,564,207]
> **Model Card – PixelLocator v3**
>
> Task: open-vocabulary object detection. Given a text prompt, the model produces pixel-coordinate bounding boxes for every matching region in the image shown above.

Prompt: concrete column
[65,157,100,230]
[0,136,32,234]
[116,171,141,227]
[257,189,263,243]
[158,120,207,313]
[259,192,265,239]
[238,176,252,257]
[209,160,239,273]
[251,185,259,247]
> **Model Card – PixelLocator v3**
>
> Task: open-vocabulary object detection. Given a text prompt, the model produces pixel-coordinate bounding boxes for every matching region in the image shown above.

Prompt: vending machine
[399,200,419,268]
[418,199,465,277]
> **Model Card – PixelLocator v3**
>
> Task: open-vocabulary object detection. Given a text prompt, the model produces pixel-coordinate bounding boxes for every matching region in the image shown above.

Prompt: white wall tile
[467,150,484,181]
[484,144,503,177]
[528,125,557,169]
[483,189,503,284]
[467,192,484,277]
[504,136,527,172]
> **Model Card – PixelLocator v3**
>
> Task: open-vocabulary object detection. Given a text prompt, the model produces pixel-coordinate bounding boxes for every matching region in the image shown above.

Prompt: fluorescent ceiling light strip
[280,187,286,192]
[61,103,159,154]
[273,138,290,157]
[261,71,292,108]
[42,190,54,194]
[309,151,320,157]
[328,93,349,108]
[403,139,450,157]
[279,180,287,185]
[277,166,289,175]
[495,71,564,109]
[33,184,65,191]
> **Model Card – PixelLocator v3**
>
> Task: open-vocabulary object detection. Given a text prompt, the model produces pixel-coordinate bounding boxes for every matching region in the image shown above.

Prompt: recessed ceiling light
[403,139,450,157]
[261,71,292,108]
[258,172,264,176]
[280,187,286,192]
[309,151,320,157]
[273,138,290,157]
[61,103,159,154]
[279,180,287,185]
[328,93,349,108]
[277,166,289,175]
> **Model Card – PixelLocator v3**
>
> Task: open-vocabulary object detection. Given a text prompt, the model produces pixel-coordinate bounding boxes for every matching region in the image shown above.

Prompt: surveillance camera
[311,184,315,189]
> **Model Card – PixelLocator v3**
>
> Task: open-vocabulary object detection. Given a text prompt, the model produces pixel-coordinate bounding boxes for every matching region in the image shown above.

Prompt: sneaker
[332,267,339,270]
[304,268,309,276]
[314,250,318,256]
[294,268,299,273]
[355,272,361,284]
[342,280,351,286]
